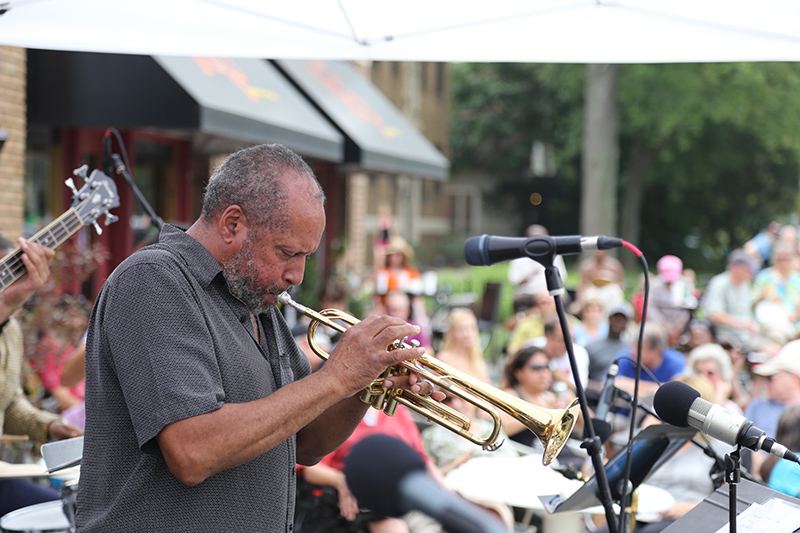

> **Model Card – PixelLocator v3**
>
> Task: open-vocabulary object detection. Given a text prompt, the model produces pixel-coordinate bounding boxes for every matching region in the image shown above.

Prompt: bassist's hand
[0,238,55,322]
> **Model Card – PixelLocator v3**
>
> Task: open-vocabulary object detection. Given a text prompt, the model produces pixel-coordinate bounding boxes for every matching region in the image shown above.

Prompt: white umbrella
[1,0,800,62]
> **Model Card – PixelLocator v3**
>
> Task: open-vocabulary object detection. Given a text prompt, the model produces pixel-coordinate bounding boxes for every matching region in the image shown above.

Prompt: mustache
[265,285,290,296]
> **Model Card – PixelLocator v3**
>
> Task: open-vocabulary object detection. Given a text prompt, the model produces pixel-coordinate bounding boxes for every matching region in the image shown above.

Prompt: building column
[345,171,369,276]
[0,46,26,239]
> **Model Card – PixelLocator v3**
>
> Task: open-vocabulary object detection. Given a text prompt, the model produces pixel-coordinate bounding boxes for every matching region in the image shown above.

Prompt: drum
[0,501,71,532]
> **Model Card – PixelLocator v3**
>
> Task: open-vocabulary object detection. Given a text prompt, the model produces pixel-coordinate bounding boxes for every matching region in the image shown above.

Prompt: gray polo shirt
[76,224,311,532]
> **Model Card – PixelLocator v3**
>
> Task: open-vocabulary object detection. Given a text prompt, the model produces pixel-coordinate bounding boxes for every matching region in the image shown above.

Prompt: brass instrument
[278,292,580,465]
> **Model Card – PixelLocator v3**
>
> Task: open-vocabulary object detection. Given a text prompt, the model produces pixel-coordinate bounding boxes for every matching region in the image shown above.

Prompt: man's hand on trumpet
[320,314,444,401]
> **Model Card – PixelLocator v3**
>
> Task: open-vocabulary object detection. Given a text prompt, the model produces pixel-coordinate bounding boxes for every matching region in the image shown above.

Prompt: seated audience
[505,290,554,357]
[761,405,800,497]
[752,241,800,338]
[686,343,745,414]
[745,342,800,480]
[501,346,582,467]
[585,301,634,385]
[525,318,589,392]
[576,250,625,312]
[380,291,433,353]
[572,298,609,347]
[435,308,491,384]
[677,319,715,353]
[648,255,698,347]
[702,249,760,347]
[298,406,443,533]
[615,322,686,397]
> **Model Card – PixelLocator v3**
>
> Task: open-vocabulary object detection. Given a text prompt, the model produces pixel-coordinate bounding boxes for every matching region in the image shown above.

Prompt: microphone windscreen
[463,235,488,266]
[343,434,426,517]
[590,418,612,445]
[653,381,700,427]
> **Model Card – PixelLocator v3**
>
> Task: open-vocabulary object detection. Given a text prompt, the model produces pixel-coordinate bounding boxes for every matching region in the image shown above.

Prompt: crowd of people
[5,143,800,533]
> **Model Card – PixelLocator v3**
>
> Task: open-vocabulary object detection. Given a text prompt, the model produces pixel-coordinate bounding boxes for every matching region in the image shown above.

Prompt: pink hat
[657,255,683,283]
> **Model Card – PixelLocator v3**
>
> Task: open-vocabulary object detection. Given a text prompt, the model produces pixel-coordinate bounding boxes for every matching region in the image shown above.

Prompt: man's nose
[284,257,306,286]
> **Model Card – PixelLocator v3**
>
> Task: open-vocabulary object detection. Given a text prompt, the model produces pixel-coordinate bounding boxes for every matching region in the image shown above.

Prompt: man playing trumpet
[77,144,442,532]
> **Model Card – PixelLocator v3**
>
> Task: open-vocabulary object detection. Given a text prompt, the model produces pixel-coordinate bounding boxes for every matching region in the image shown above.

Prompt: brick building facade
[0,46,26,240]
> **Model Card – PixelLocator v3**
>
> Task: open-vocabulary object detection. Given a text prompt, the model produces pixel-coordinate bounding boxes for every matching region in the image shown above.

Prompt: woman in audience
[687,343,746,414]
[752,241,800,337]
[572,298,609,347]
[501,346,576,450]
[435,308,490,384]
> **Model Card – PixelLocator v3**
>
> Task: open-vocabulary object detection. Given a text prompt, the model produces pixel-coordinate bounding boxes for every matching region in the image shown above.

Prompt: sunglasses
[528,364,549,371]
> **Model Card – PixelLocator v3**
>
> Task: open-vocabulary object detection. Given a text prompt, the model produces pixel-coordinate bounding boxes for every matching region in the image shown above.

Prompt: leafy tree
[451,62,800,273]
[450,63,585,236]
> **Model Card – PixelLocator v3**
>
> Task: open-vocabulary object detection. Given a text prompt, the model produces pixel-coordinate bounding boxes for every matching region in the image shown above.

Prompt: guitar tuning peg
[104,213,119,226]
[64,178,79,196]
[73,164,89,179]
[93,222,103,235]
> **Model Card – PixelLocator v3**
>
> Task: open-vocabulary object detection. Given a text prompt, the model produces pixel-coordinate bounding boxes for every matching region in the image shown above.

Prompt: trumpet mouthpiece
[277,292,292,306]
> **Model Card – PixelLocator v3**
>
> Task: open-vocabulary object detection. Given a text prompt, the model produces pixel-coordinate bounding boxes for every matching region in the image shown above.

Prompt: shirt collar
[158,223,224,287]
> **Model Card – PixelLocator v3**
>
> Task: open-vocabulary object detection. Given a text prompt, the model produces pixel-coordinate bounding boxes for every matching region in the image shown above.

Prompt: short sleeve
[101,262,225,449]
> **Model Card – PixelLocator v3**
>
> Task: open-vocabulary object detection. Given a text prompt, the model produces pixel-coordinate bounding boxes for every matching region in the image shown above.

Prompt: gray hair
[201,144,325,233]
[687,343,734,381]
[633,321,668,351]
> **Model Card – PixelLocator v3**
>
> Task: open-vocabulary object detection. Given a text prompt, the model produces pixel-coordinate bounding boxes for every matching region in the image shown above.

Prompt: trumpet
[278,292,580,465]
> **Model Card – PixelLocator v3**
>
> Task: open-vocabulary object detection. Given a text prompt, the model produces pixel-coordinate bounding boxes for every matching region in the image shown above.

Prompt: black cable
[617,251,649,533]
[615,355,662,386]
[105,128,164,231]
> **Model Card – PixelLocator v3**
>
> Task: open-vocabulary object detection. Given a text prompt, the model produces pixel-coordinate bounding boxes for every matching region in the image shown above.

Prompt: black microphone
[653,381,800,463]
[343,434,506,533]
[591,362,619,445]
[102,131,114,177]
[464,234,623,266]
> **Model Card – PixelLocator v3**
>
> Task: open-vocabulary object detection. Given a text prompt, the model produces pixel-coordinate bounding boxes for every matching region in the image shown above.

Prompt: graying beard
[224,249,279,315]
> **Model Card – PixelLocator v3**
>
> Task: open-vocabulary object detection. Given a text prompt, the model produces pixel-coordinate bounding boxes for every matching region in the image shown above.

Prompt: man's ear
[218,205,249,246]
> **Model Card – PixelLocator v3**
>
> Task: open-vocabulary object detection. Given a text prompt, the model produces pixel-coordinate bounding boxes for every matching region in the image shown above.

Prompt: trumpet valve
[384,394,400,416]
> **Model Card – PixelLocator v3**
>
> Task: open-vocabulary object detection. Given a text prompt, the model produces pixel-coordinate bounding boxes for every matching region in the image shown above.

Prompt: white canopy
[1,0,800,63]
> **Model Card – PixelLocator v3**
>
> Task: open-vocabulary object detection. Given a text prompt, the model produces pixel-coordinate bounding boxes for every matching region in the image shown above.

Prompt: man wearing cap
[703,249,760,346]
[745,341,800,478]
[649,255,698,346]
[585,301,634,385]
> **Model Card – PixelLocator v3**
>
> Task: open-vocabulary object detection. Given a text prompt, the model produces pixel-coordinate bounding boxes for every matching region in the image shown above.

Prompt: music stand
[41,436,83,473]
[662,478,800,533]
[541,424,697,514]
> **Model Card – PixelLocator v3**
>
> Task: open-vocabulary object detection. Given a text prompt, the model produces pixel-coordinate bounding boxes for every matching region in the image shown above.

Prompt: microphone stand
[724,445,742,533]
[532,250,618,533]
[111,154,164,231]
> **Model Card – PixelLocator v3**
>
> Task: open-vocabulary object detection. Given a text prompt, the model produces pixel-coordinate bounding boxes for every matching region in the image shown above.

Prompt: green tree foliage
[450,63,585,235]
[451,62,800,272]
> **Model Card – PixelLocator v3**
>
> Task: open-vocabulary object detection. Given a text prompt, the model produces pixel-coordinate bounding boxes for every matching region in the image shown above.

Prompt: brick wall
[0,46,26,240]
